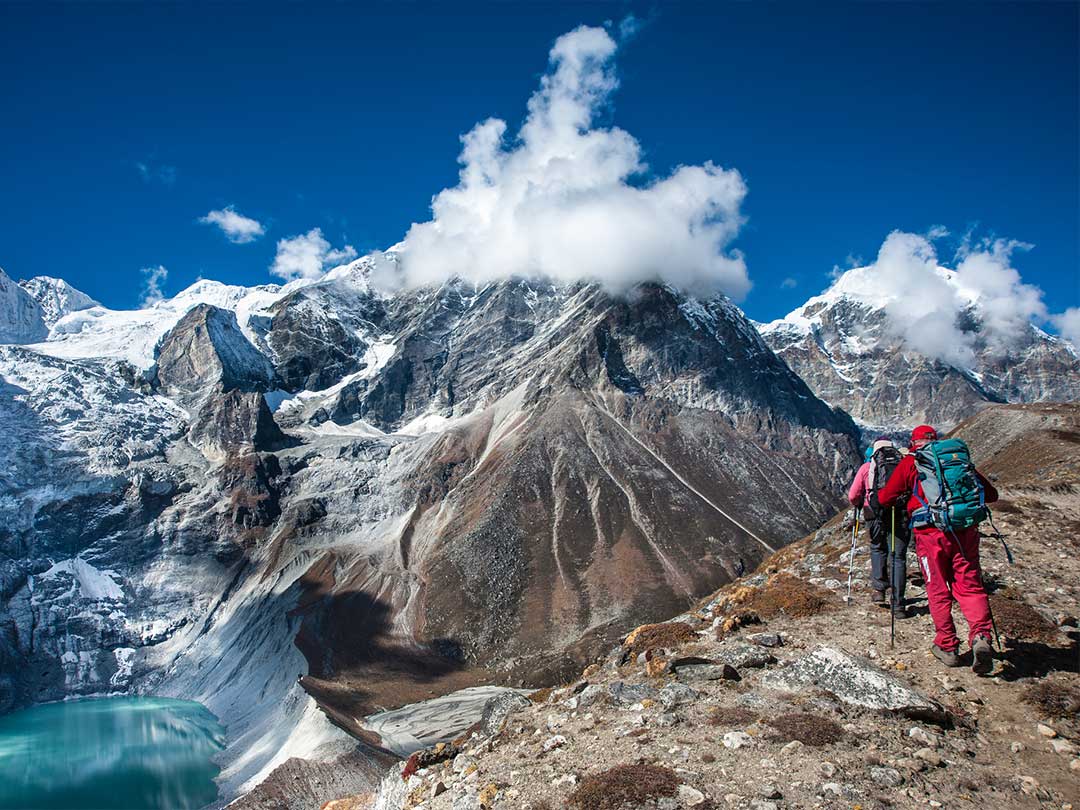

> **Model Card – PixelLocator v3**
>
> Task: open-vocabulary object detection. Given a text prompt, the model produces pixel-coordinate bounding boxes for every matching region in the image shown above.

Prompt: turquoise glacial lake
[0,696,226,810]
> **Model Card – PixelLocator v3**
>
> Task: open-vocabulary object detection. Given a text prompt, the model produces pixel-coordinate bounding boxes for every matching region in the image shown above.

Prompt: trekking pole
[889,507,896,648]
[986,511,1009,650]
[985,510,1014,564]
[989,608,1002,650]
[846,509,859,603]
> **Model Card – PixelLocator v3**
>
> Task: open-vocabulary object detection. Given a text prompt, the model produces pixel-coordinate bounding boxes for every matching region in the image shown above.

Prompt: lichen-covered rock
[762,647,946,723]
[714,642,776,669]
[608,682,659,707]
[478,691,531,736]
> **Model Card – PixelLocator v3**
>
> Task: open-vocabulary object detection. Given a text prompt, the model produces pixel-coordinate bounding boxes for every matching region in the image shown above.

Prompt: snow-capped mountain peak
[759,264,1080,430]
[760,264,980,339]
[18,275,99,327]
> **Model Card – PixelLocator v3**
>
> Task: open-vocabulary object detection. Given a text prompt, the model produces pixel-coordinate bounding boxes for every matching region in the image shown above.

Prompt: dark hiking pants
[867,511,909,604]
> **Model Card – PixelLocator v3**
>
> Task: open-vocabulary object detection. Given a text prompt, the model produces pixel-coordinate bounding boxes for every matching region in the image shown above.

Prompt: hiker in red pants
[876,425,999,674]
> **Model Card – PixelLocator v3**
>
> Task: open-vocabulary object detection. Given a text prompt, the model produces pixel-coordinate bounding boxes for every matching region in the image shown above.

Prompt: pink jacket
[848,461,870,507]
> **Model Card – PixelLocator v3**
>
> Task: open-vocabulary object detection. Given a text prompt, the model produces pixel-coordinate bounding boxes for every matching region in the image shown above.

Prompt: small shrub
[715,611,761,638]
[738,574,833,619]
[623,622,698,657]
[1022,681,1080,719]
[766,712,844,746]
[988,595,1059,642]
[528,687,553,704]
[567,764,679,810]
[706,706,758,727]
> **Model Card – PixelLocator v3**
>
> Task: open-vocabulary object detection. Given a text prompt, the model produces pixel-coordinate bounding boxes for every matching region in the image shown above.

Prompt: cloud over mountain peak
[396,24,750,298]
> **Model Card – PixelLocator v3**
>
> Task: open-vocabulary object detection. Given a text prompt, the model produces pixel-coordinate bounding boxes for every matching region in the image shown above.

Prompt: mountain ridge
[758,264,1080,430]
[0,258,860,804]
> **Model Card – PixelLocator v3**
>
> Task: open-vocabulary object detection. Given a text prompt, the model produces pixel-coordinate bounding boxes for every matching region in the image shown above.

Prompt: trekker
[848,438,909,618]
[877,425,1000,675]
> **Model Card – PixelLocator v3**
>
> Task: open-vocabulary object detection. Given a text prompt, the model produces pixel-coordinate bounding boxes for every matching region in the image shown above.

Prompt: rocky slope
[759,267,1080,432]
[347,402,1079,810]
[0,258,860,805]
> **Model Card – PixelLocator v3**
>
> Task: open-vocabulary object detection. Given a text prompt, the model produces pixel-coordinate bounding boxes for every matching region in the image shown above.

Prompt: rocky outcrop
[188,390,288,460]
[264,282,385,392]
[154,303,285,459]
[156,303,276,399]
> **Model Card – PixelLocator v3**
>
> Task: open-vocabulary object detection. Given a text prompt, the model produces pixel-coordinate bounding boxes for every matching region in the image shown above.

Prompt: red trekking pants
[913,526,993,652]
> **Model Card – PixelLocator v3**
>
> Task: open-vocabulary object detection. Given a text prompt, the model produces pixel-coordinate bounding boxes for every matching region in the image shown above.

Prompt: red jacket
[876,453,998,518]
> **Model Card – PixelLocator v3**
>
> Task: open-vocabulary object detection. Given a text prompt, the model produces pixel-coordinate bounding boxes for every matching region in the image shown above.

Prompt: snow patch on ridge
[274,338,398,416]
[41,557,124,601]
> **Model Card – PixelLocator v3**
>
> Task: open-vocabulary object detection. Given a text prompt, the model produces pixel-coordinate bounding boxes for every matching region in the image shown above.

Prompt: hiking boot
[892,604,908,620]
[870,589,887,606]
[971,635,994,676]
[932,645,961,667]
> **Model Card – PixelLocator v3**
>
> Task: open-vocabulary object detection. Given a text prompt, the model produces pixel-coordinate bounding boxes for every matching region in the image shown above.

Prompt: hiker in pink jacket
[848,458,871,507]
[848,439,910,615]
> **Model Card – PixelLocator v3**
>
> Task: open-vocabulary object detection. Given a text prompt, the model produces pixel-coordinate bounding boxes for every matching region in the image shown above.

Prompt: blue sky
[1,1,1077,323]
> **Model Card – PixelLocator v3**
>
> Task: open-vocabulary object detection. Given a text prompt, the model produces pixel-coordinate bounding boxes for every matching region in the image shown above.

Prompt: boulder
[674,663,741,683]
[723,731,754,749]
[747,632,784,648]
[608,681,658,706]
[761,646,947,723]
[577,684,608,709]
[658,682,699,709]
[478,691,531,736]
[714,642,776,669]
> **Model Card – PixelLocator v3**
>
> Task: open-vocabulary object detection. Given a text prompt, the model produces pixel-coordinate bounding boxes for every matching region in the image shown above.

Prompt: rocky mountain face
[0,261,859,803]
[759,269,1080,432]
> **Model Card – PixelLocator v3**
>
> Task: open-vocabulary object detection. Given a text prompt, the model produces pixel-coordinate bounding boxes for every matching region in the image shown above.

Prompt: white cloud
[953,237,1044,347]
[394,25,750,299]
[199,206,265,244]
[832,230,1058,367]
[618,14,643,41]
[270,228,357,281]
[136,161,177,186]
[1052,307,1080,347]
[139,265,168,307]
[780,277,798,290]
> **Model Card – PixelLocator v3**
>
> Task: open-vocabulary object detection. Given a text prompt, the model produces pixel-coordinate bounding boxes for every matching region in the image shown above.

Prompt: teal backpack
[911,438,988,530]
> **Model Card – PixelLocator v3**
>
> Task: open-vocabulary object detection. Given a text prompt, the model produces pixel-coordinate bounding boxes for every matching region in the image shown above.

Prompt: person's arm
[848,462,869,506]
[877,455,915,508]
[976,470,999,504]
